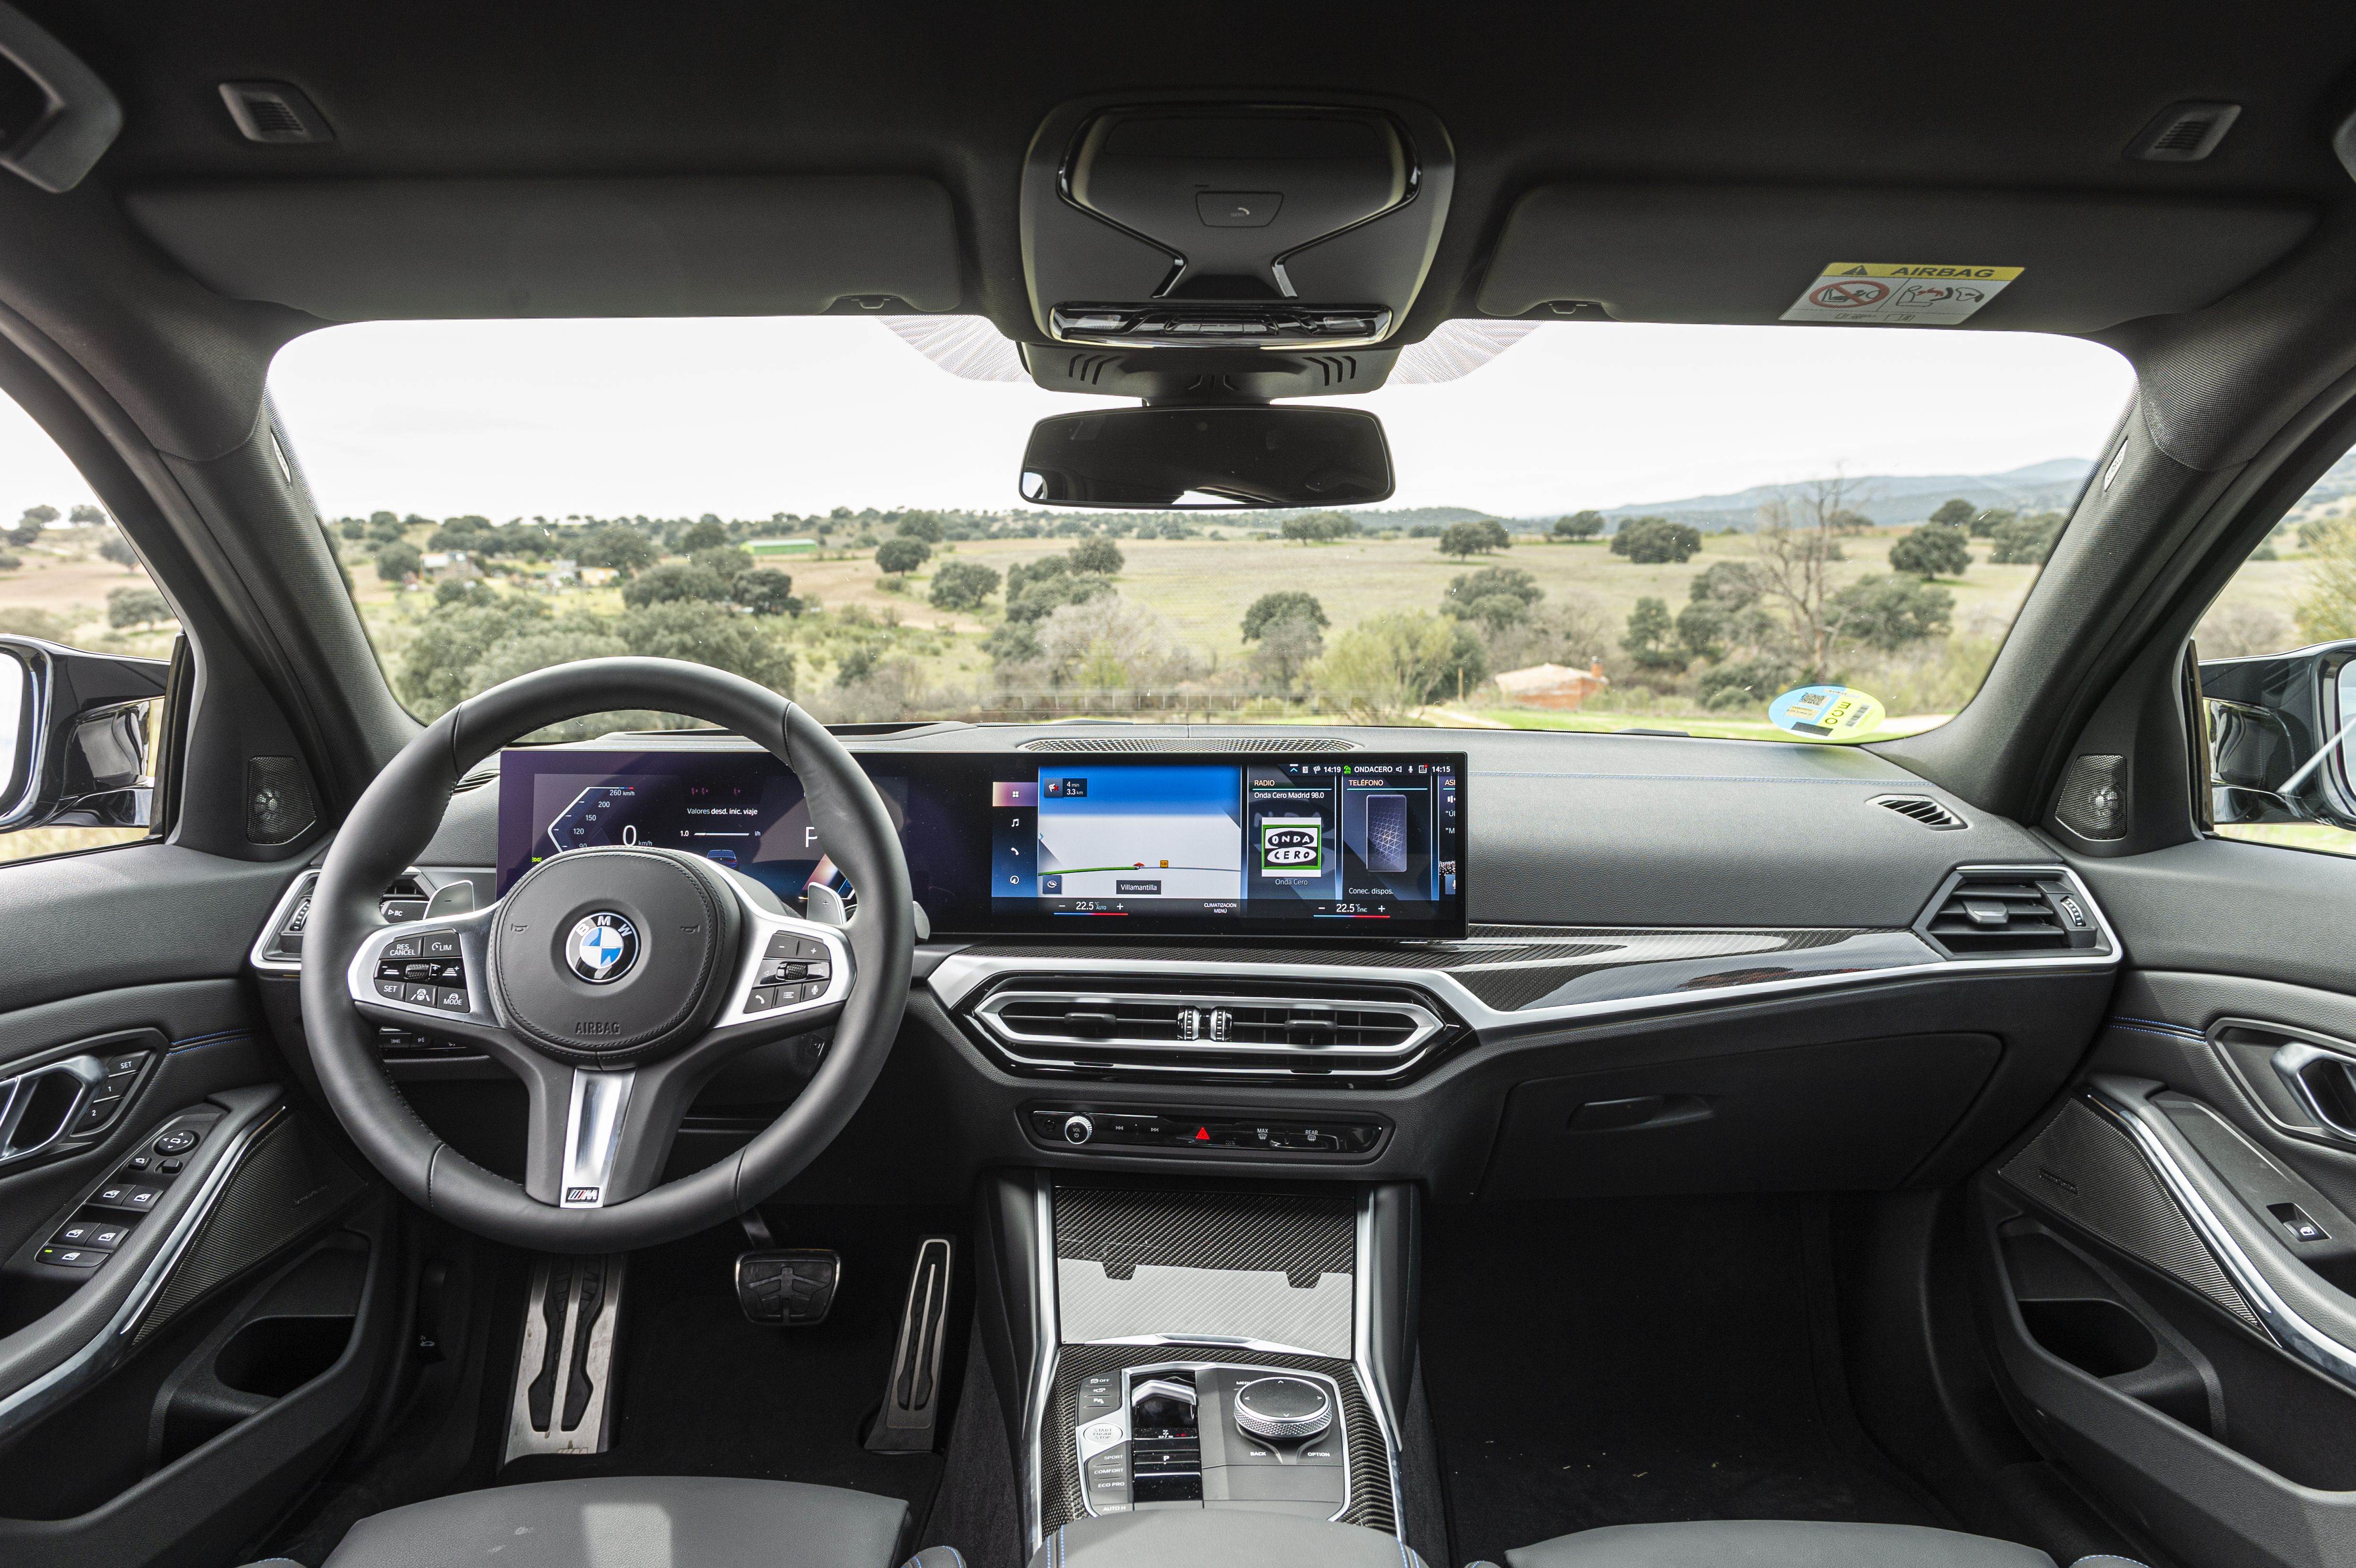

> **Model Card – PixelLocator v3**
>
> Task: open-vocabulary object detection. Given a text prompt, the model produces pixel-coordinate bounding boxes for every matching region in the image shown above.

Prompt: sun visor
[1474,186,2315,332]
[122,176,962,320]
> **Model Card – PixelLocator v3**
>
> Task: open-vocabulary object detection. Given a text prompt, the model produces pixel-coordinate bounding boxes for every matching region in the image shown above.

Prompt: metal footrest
[504,1253,626,1462]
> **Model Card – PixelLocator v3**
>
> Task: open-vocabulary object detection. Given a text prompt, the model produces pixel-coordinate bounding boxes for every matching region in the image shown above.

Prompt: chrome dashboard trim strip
[2086,1080,2356,1392]
[1024,1170,1060,1553]
[0,1104,284,1443]
[1353,1193,1407,1542]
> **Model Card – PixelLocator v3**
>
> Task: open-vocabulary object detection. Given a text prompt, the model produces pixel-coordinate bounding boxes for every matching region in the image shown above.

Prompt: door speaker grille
[1998,1097,2258,1330]
[245,756,316,845]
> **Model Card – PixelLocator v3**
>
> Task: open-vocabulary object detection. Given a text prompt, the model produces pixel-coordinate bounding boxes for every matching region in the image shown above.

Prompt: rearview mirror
[2200,639,2356,829]
[1019,404,1393,509]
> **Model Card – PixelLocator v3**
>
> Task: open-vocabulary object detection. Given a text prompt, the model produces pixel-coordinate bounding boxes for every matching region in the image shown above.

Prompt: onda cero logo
[1259,818,1323,874]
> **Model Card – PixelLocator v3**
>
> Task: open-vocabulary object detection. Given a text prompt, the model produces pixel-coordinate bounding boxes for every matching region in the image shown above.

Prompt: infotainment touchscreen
[986,756,1463,933]
[497,745,1466,939]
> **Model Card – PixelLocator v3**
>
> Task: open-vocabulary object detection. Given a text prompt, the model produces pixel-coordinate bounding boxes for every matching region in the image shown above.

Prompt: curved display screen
[497,746,1467,939]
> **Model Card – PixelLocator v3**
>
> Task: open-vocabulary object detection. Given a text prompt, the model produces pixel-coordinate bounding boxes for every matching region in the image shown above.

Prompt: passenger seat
[1494,1520,2145,1567]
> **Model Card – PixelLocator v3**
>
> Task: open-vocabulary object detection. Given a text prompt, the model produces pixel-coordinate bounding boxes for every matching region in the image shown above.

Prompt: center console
[999,1178,1417,1556]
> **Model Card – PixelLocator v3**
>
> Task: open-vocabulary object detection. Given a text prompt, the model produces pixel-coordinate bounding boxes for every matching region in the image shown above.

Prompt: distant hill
[1516,458,2098,533]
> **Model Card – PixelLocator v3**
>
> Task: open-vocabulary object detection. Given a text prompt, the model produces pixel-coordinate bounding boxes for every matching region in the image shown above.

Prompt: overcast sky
[1,317,2140,523]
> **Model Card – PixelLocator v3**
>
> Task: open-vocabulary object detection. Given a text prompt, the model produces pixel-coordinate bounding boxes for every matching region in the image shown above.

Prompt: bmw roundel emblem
[567,913,639,983]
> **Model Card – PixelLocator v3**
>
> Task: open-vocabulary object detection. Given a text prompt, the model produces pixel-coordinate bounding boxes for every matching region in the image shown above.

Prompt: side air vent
[2127,101,2240,163]
[1869,794,1963,830]
[967,979,1451,1081]
[219,81,333,144]
[1915,869,2104,958]
[1018,735,1360,753]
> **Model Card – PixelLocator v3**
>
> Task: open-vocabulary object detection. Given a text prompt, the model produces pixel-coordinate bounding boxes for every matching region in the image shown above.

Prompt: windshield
[269,318,2134,742]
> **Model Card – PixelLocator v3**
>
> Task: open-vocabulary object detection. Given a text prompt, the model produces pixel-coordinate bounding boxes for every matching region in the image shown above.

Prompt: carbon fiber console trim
[1054,1187,1355,1288]
[1044,1342,1393,1535]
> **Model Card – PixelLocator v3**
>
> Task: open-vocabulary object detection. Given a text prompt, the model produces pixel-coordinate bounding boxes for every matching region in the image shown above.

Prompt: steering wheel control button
[436,989,469,1011]
[1232,1376,1333,1442]
[746,987,776,1011]
[423,931,461,958]
[383,934,423,960]
[152,1128,200,1156]
[90,1182,163,1214]
[765,932,829,961]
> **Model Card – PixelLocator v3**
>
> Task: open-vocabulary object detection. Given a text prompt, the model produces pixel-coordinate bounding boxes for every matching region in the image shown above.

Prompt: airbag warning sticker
[1781,263,2021,326]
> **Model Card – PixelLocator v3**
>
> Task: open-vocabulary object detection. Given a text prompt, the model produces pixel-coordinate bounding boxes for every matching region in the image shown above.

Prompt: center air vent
[1915,869,2104,957]
[967,979,1451,1081]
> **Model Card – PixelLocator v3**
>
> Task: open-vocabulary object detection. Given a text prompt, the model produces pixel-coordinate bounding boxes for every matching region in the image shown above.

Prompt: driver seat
[296,1475,914,1567]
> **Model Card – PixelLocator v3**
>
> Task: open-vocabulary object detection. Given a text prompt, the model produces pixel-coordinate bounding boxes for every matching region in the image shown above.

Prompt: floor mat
[499,1205,966,1520]
[1420,1197,1938,1565]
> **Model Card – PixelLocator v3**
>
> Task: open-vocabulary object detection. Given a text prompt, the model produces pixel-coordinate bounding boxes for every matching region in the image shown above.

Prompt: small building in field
[1495,661,1610,710]
[745,538,818,558]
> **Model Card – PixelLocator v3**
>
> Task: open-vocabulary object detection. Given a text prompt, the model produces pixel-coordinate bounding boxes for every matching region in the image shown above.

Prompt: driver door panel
[0,844,396,1568]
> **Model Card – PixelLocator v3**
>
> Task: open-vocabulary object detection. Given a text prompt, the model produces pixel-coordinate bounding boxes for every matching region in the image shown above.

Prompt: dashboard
[497,745,1468,938]
[248,724,2127,1204]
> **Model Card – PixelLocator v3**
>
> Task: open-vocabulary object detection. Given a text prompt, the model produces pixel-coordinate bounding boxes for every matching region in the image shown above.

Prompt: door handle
[0,1053,108,1166]
[2271,1040,2356,1142]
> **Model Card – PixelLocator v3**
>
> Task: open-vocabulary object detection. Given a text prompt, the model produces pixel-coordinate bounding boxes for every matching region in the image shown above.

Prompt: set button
[378,935,469,1012]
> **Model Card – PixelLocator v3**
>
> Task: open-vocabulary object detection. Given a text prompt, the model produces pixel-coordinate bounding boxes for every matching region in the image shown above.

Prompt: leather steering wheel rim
[297,656,915,1252]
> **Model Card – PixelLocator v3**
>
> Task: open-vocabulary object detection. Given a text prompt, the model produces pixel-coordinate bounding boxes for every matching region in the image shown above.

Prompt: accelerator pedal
[864,1235,954,1452]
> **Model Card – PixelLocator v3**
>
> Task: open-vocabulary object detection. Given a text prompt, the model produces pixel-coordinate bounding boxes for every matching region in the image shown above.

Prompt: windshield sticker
[1767,685,1886,740]
[1780,264,2022,327]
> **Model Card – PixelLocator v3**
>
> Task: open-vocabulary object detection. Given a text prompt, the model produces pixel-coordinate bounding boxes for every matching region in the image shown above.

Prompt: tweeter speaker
[245,755,316,844]
[2055,753,2127,840]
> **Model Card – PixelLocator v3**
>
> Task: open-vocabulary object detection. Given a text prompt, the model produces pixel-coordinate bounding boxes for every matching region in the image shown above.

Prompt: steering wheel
[297,658,915,1251]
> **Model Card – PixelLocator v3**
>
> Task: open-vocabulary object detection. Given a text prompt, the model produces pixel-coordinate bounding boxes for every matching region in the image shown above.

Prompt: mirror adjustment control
[153,1128,199,1157]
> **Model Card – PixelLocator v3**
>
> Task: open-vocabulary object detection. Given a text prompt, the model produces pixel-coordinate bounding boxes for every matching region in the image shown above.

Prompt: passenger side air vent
[967,979,1452,1081]
[1869,794,1963,830]
[1915,869,2104,958]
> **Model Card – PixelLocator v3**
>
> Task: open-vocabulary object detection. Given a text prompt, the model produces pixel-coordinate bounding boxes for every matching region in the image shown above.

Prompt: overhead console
[1019,97,1455,359]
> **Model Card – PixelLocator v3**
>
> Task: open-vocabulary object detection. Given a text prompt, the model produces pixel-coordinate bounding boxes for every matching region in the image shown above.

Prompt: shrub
[1888,523,1972,579]
[1987,511,2066,566]
[928,559,1001,611]
[1280,512,1353,544]
[622,561,735,609]
[1620,597,1685,670]
[735,568,801,617]
[875,536,932,576]
[1609,516,1702,565]
[1442,566,1543,618]
[1437,519,1511,558]
[1068,536,1124,575]
[1242,590,1328,641]
[679,518,730,553]
[1552,511,1606,540]
[1827,574,1954,651]
[373,542,422,582]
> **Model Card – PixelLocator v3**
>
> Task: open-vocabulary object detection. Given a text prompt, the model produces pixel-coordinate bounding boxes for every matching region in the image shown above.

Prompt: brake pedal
[504,1253,626,1462]
[737,1248,841,1326]
[865,1235,953,1452]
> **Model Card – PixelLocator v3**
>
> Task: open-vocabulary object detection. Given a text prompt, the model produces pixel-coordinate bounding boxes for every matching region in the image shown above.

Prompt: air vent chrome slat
[1914,867,2101,957]
[1868,793,1964,829]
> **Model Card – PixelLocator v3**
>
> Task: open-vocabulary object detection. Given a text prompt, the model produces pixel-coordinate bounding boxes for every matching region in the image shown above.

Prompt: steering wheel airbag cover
[297,657,915,1252]
[491,846,734,1065]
